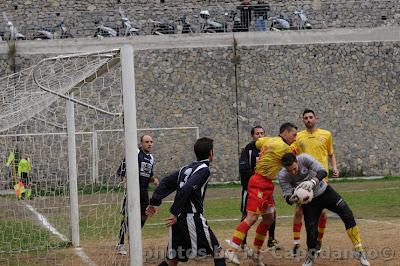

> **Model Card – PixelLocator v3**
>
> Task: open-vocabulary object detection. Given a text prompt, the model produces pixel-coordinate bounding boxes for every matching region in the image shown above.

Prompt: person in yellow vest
[290,109,339,256]
[18,154,32,200]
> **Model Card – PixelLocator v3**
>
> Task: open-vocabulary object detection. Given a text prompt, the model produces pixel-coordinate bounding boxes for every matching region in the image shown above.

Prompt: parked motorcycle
[200,10,225,33]
[34,21,73,40]
[269,15,291,31]
[119,7,140,36]
[269,10,312,31]
[176,15,194,34]
[149,19,175,35]
[94,20,118,38]
[3,13,25,40]
[293,10,312,29]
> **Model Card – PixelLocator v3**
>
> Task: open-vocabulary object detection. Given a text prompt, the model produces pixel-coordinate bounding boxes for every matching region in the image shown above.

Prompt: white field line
[358,218,400,228]
[22,202,97,266]
[30,186,400,211]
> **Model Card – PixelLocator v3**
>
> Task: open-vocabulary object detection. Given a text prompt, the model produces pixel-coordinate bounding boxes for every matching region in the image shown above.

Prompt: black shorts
[120,190,149,216]
[166,213,222,262]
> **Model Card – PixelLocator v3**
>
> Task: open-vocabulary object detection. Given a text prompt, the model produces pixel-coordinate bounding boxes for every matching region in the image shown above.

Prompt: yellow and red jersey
[255,136,293,179]
[291,128,333,172]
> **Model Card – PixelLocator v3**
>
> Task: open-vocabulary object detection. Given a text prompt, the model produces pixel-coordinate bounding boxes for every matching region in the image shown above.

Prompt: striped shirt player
[117,135,159,255]
[146,137,226,266]
[278,153,370,266]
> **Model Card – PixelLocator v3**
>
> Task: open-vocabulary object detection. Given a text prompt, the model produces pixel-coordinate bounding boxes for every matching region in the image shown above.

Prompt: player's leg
[292,204,303,256]
[140,190,150,227]
[117,192,128,255]
[267,207,281,250]
[323,186,370,266]
[302,202,323,266]
[239,188,248,250]
[316,209,328,252]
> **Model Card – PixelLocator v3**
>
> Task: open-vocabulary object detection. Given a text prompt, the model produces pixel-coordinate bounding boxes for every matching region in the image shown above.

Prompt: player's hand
[152,178,160,186]
[332,168,339,178]
[165,214,177,227]
[145,205,158,217]
[289,193,299,204]
[297,180,316,191]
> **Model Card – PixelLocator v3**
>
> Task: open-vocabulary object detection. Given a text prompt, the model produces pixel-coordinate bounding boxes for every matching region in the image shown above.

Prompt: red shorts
[246,173,275,215]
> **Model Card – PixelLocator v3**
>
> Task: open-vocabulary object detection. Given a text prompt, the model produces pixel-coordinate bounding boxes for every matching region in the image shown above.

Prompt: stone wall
[0,0,399,39]
[0,33,399,187]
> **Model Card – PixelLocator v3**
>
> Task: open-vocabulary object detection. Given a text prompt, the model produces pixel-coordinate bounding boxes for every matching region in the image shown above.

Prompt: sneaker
[225,239,240,250]
[117,244,127,255]
[353,250,370,266]
[267,239,281,250]
[252,254,266,266]
[315,240,322,254]
[302,251,316,266]
[225,249,240,265]
[240,244,254,258]
[292,244,301,257]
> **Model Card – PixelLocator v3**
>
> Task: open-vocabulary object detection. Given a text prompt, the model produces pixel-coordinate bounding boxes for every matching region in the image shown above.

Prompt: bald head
[140,135,153,153]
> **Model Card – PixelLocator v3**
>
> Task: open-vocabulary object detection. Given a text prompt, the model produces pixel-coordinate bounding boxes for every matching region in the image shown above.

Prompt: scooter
[34,21,73,40]
[200,10,225,33]
[293,10,312,29]
[119,7,140,36]
[149,19,175,35]
[3,13,25,40]
[94,20,118,38]
[176,15,195,34]
[269,15,291,31]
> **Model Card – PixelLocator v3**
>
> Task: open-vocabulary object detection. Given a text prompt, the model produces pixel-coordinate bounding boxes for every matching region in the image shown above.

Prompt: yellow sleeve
[327,133,334,156]
[255,137,268,150]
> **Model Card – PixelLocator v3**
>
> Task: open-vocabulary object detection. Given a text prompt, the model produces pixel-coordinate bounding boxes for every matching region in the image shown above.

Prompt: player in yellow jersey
[290,109,339,256]
[225,123,297,266]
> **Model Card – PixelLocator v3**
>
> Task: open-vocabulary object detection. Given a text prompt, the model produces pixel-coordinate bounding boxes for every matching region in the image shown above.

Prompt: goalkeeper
[278,153,369,266]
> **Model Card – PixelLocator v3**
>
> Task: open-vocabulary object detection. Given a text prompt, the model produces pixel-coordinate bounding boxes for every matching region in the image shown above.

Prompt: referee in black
[146,137,226,266]
[117,134,159,255]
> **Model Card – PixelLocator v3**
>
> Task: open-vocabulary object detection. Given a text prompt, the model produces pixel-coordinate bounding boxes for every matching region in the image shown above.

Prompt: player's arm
[297,155,327,191]
[238,148,252,189]
[169,167,210,217]
[328,153,339,178]
[146,170,179,216]
[278,170,297,205]
[327,133,339,178]
[148,159,159,185]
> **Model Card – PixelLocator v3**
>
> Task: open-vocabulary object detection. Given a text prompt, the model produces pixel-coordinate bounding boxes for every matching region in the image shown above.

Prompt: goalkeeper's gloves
[286,193,299,205]
[297,179,318,191]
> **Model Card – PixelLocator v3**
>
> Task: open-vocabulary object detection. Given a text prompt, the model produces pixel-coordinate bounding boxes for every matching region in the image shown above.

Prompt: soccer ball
[294,187,313,204]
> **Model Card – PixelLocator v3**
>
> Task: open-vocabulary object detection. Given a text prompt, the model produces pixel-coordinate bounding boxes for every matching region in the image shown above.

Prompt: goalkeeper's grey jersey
[278,154,328,198]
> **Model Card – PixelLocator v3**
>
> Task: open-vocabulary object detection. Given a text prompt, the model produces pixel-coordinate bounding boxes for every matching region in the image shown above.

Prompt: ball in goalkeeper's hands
[293,186,313,204]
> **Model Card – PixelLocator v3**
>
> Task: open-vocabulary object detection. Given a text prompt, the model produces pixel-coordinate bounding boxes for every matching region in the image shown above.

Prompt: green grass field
[1,176,400,265]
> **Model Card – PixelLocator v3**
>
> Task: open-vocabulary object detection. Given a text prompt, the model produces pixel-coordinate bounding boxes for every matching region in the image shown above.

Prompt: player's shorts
[246,173,275,215]
[120,190,149,216]
[167,213,222,262]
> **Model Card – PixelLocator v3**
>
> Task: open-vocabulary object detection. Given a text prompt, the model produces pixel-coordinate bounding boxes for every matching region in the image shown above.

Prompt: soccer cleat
[117,244,127,255]
[353,250,370,266]
[225,249,240,265]
[240,244,254,258]
[267,239,281,250]
[292,244,301,257]
[302,251,316,266]
[225,239,240,250]
[315,240,322,254]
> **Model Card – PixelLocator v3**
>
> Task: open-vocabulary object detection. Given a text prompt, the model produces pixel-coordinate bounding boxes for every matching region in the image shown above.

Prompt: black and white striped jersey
[149,159,211,217]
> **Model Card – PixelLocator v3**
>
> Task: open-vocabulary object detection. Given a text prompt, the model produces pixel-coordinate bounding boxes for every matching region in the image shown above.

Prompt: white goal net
[0,49,198,266]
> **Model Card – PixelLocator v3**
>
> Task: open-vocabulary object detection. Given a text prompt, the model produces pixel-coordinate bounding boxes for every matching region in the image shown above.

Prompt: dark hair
[302,109,315,117]
[194,137,214,160]
[279,122,297,134]
[250,125,264,136]
[281,152,297,167]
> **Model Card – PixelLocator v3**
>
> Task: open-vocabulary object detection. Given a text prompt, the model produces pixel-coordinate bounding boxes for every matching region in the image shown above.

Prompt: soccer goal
[0,46,198,266]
